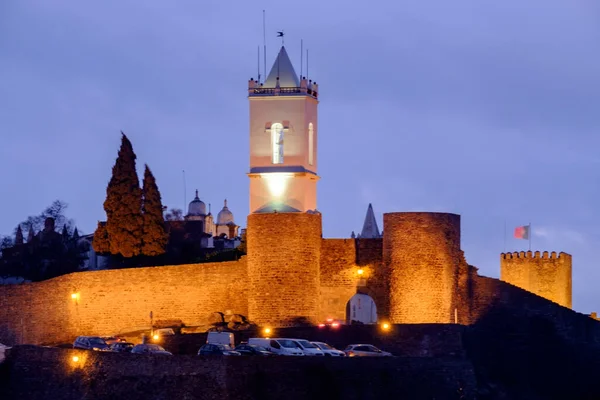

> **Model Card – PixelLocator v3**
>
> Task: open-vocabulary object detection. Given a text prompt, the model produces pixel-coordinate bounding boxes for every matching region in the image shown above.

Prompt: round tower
[383,212,462,324]
[246,212,322,326]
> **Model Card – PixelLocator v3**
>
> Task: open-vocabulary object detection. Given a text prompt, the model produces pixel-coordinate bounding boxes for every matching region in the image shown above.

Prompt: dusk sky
[1,1,599,312]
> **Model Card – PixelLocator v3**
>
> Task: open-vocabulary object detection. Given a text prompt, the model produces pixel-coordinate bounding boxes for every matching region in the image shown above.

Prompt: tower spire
[264,46,299,88]
[360,204,381,239]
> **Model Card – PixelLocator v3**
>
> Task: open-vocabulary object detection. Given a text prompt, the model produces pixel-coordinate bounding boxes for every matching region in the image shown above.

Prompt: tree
[15,200,74,236]
[98,132,143,257]
[141,165,168,256]
[61,224,70,241]
[15,226,24,245]
[165,208,184,221]
[92,222,109,253]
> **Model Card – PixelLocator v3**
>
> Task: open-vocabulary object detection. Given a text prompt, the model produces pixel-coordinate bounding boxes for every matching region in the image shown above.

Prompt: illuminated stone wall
[318,238,390,323]
[0,259,248,346]
[384,212,463,324]
[246,212,322,326]
[500,251,572,308]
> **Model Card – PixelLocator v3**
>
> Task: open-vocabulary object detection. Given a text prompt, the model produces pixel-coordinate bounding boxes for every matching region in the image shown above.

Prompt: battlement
[501,251,572,261]
[500,250,572,309]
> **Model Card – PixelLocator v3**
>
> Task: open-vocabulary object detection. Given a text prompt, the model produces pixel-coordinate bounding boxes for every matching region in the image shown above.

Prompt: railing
[249,86,318,98]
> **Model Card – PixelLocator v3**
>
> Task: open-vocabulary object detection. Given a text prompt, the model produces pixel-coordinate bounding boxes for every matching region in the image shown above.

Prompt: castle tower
[247,212,322,326]
[247,46,320,213]
[246,46,322,327]
[500,251,572,308]
[383,212,463,324]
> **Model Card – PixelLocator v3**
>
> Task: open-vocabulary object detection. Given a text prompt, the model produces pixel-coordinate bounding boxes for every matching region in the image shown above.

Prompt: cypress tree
[141,165,168,256]
[15,225,24,245]
[101,132,143,257]
[92,222,109,253]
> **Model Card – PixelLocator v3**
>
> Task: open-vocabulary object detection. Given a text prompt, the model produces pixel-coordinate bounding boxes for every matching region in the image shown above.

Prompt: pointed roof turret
[264,46,300,88]
[360,204,381,239]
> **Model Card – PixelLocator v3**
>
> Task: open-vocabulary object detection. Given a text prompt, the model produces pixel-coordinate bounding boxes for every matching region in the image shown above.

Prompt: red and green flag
[514,225,530,240]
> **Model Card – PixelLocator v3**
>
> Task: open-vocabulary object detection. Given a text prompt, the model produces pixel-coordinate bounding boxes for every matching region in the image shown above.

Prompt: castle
[0,45,575,345]
[243,45,573,326]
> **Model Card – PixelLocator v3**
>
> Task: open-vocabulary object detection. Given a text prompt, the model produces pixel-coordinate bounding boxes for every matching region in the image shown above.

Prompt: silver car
[311,341,346,356]
[344,344,392,357]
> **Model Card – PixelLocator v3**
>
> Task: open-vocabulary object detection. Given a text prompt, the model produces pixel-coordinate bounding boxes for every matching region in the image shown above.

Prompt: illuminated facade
[247,46,320,214]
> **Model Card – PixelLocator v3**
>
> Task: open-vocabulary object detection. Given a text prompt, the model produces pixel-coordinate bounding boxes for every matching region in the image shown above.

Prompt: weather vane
[277,31,284,46]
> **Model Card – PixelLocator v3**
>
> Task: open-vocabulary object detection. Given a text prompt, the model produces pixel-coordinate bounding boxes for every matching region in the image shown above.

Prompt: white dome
[187,190,206,216]
[217,199,234,225]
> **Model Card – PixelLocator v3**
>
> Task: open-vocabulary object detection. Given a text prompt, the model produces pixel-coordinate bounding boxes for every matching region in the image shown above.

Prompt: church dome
[217,199,234,225]
[187,190,206,216]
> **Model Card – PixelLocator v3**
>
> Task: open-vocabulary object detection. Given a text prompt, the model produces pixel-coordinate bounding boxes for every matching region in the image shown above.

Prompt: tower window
[308,123,314,166]
[271,122,284,164]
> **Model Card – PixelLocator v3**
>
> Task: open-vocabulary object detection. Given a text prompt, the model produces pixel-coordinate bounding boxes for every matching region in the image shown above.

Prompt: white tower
[247,46,320,213]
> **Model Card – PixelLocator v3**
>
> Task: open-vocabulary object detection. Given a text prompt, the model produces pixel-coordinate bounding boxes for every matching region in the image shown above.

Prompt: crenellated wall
[500,251,572,308]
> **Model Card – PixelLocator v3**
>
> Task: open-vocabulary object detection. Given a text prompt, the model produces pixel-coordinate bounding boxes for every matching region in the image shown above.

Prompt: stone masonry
[500,251,572,308]
[384,212,462,324]
[246,212,322,326]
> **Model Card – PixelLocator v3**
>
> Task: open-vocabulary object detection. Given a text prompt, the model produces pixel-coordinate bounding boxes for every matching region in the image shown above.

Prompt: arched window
[308,123,314,166]
[271,122,284,164]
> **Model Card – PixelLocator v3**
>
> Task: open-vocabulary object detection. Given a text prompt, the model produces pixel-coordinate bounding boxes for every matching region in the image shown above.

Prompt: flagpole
[503,220,506,252]
[528,222,532,251]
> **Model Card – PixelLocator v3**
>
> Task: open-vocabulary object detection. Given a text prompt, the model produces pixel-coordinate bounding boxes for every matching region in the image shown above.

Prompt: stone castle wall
[0,210,576,346]
[0,260,248,346]
[500,251,572,308]
[384,212,462,324]
[246,213,322,326]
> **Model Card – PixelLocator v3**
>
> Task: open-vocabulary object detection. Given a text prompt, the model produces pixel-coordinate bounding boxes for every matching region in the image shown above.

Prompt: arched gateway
[346,293,378,324]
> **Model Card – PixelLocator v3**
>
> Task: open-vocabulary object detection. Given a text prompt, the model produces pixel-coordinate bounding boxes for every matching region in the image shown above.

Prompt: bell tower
[247,46,320,213]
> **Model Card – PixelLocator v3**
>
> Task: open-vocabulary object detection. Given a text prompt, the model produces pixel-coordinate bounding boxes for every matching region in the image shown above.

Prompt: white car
[290,339,325,356]
[311,341,346,356]
[248,338,304,356]
[344,344,392,357]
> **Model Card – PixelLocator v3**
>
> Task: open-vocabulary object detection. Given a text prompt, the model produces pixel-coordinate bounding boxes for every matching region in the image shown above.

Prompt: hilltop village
[1,44,600,400]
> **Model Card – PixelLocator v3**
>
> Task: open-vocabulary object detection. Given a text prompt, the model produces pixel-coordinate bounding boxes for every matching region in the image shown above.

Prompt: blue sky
[1,1,599,312]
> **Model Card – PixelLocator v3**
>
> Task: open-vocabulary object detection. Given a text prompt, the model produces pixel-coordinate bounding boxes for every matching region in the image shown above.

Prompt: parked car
[290,339,325,356]
[344,344,392,357]
[131,344,172,355]
[317,318,343,328]
[73,336,110,351]
[198,344,241,356]
[248,338,304,356]
[0,343,10,364]
[234,344,275,356]
[109,342,134,353]
[102,336,125,345]
[207,332,234,347]
[311,341,346,356]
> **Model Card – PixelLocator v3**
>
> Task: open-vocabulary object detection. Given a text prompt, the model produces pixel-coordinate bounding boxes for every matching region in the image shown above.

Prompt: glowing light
[263,173,292,198]
[381,323,391,331]
[153,334,159,340]
[318,323,325,328]
[71,293,78,299]
[357,269,364,276]
[331,322,340,328]
[263,327,272,335]
[72,356,79,363]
